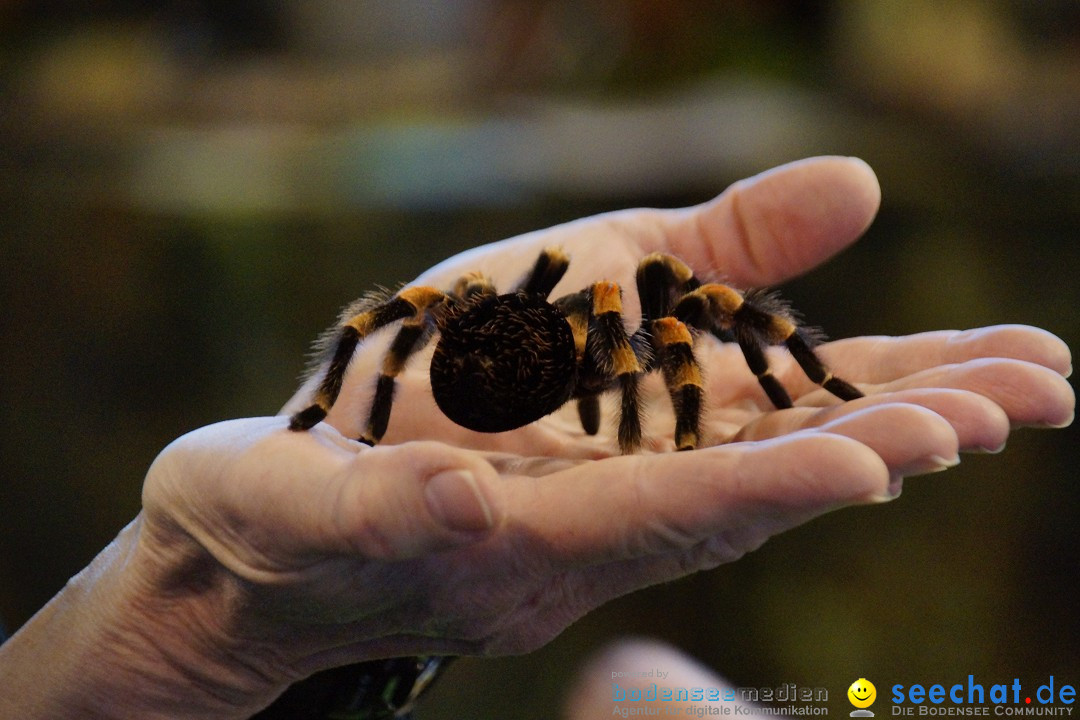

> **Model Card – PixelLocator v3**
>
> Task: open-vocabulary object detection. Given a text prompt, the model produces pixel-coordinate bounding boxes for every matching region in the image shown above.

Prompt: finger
[488,432,909,652]
[662,156,881,287]
[818,326,1073,383]
[852,358,1075,429]
[325,440,504,561]
[509,432,889,569]
[734,405,963,479]
[146,417,392,582]
[414,156,879,294]
[736,389,1010,453]
[805,404,960,489]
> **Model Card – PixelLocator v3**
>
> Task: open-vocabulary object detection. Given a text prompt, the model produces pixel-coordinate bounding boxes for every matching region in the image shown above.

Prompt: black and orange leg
[651,317,703,451]
[635,252,699,323]
[361,318,438,445]
[516,246,570,298]
[452,271,497,300]
[574,395,601,435]
[732,323,794,408]
[674,284,862,407]
[363,272,494,442]
[731,292,863,402]
[289,287,449,432]
[554,290,605,437]
[590,281,645,454]
[780,328,863,401]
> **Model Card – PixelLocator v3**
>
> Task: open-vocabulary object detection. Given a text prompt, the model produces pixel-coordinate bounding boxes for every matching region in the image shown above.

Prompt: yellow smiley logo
[848,678,877,708]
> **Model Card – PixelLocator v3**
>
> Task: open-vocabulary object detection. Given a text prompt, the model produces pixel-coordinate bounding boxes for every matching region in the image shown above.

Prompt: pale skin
[0,157,1072,719]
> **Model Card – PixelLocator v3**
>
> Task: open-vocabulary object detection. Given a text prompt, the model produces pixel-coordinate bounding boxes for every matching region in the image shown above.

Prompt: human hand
[169,158,1070,714]
[120,407,964,718]
[4,157,1070,720]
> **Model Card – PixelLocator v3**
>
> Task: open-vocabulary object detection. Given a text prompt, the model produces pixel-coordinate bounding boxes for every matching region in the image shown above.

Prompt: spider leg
[651,317,704,451]
[362,317,439,445]
[289,286,448,432]
[452,271,497,299]
[589,281,645,454]
[631,253,708,450]
[635,252,700,323]
[782,327,863,401]
[516,246,570,297]
[674,284,863,408]
[553,290,604,436]
[732,322,795,409]
[576,395,601,435]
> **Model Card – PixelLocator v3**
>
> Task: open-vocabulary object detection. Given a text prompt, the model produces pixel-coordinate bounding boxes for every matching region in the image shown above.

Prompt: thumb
[328,441,503,561]
[668,155,881,287]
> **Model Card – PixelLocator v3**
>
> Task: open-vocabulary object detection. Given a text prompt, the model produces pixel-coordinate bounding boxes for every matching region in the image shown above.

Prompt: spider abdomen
[430,292,577,433]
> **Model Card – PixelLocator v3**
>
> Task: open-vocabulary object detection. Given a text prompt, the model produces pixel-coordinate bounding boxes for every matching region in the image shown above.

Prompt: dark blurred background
[1,1,1076,717]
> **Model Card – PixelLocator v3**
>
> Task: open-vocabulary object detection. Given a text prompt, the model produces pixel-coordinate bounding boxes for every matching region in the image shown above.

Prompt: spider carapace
[289,247,863,453]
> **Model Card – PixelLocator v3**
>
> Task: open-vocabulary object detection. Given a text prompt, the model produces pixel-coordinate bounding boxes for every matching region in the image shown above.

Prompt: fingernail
[425,469,495,533]
[902,453,960,478]
[869,454,959,503]
[922,454,961,473]
[869,476,905,503]
[1046,410,1074,429]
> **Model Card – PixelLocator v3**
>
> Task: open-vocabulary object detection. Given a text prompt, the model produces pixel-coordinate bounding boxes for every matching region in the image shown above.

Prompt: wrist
[0,516,292,719]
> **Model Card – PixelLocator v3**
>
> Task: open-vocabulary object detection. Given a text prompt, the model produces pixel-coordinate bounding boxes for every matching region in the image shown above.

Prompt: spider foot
[289,405,327,431]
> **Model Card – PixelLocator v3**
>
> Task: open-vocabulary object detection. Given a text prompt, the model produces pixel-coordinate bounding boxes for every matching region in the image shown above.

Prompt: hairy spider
[288,247,863,452]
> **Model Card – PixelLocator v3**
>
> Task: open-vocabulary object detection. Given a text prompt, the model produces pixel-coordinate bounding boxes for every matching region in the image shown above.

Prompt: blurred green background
[1,2,1076,717]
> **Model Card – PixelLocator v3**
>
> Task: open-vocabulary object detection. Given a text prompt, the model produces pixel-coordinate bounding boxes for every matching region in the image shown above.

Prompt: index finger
[818,326,1073,382]
[506,432,889,568]
[662,155,882,286]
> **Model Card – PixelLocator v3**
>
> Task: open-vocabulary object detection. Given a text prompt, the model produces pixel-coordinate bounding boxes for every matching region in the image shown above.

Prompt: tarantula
[288,247,863,452]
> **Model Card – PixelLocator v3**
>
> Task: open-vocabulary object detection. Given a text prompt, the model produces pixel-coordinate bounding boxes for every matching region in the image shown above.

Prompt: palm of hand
[287,162,879,456]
